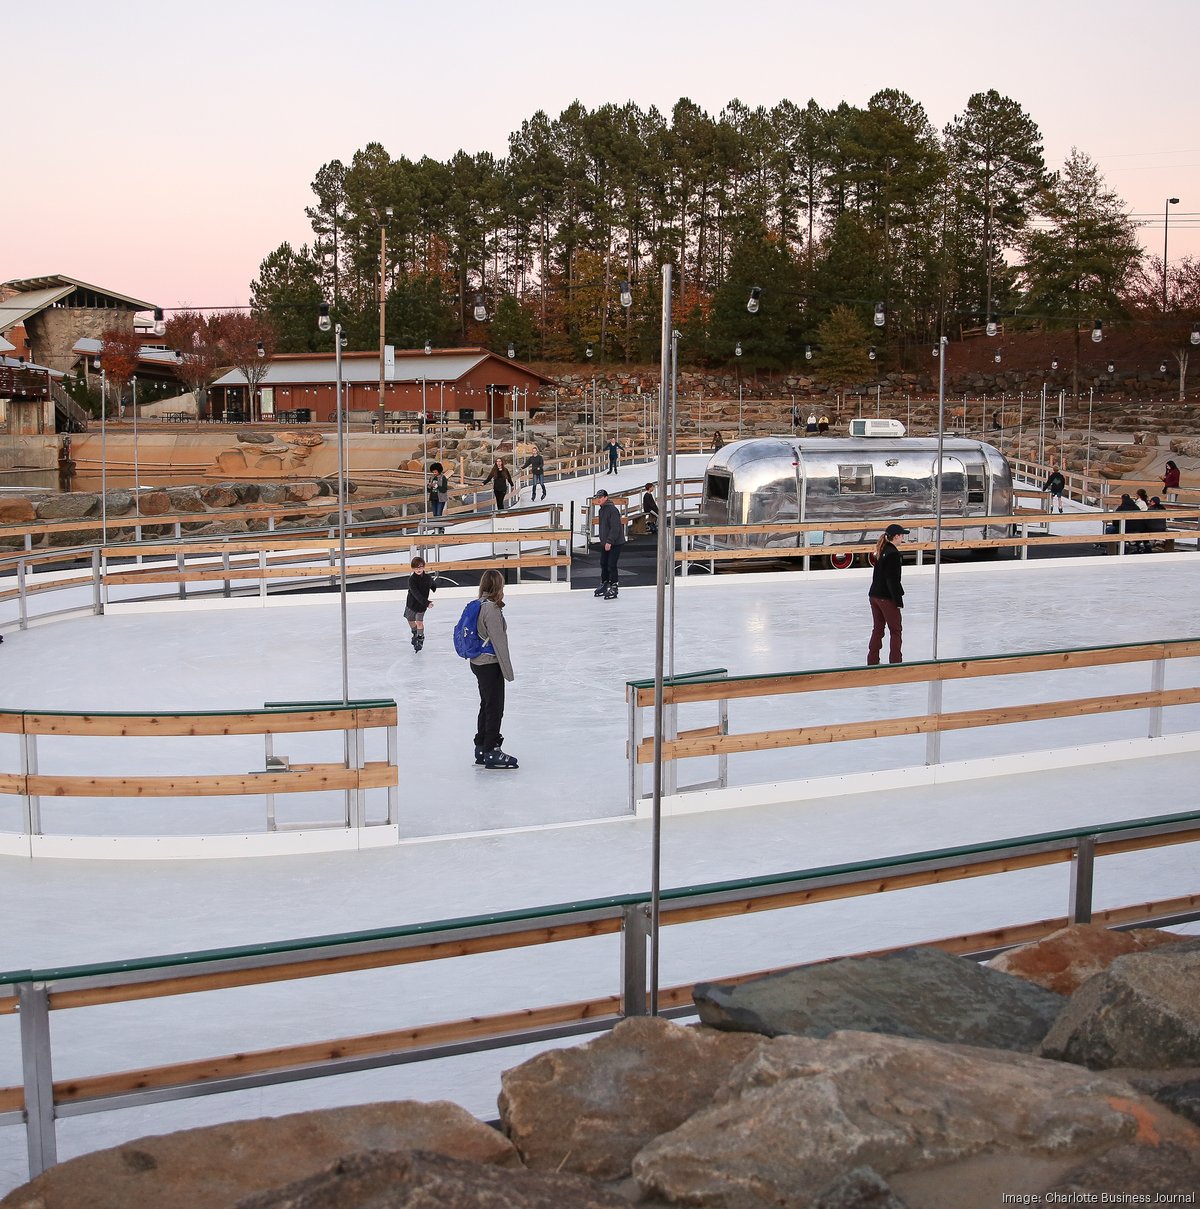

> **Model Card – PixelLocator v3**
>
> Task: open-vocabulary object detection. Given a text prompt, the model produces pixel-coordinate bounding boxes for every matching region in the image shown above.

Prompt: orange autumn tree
[99,327,142,418]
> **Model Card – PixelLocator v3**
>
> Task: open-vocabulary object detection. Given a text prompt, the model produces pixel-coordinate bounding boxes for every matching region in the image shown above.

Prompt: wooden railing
[0,699,399,859]
[673,508,1200,572]
[626,637,1200,809]
[2,806,1198,1178]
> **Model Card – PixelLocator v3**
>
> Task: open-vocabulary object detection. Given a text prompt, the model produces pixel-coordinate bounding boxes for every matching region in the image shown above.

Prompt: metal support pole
[649,263,674,1016]
[931,336,947,659]
[620,903,650,1017]
[17,559,27,630]
[1069,836,1096,924]
[20,731,40,838]
[1148,658,1166,739]
[925,680,943,767]
[336,325,349,706]
[18,982,57,1177]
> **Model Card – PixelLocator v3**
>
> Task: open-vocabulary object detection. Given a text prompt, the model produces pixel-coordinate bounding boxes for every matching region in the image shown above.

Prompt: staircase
[51,381,89,432]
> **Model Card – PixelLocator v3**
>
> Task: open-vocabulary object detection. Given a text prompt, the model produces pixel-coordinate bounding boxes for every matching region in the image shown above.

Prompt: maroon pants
[868,597,903,665]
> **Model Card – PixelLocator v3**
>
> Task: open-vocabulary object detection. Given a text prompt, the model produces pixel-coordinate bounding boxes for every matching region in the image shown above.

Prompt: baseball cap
[595,489,609,499]
[884,524,910,539]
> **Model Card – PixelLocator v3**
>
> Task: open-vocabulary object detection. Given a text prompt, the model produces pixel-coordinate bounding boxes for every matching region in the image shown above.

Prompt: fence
[625,637,1200,813]
[0,699,399,859]
[2,806,1197,1178]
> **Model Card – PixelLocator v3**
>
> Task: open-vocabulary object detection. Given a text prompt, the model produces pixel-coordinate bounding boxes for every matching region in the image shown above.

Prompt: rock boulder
[987,924,1183,994]
[499,1016,761,1178]
[0,1101,517,1209]
[1039,940,1200,1069]
[695,946,1064,1051]
[233,1149,631,1209]
[631,1031,1200,1209]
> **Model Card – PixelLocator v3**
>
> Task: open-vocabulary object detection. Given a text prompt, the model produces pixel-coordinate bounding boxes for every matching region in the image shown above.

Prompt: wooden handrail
[3,705,397,738]
[629,639,1200,708]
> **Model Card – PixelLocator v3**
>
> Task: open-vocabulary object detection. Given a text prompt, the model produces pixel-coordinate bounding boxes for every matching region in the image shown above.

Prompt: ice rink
[1,469,1198,1191]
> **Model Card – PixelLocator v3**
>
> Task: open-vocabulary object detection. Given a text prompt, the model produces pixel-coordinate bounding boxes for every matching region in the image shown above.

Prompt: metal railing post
[386,724,398,825]
[17,981,57,1177]
[91,547,103,615]
[347,724,366,831]
[259,550,268,601]
[221,550,231,598]
[20,730,40,840]
[620,903,649,1017]
[925,678,943,766]
[17,558,28,630]
[717,679,730,791]
[1149,658,1166,739]
[627,690,641,813]
[1069,836,1096,924]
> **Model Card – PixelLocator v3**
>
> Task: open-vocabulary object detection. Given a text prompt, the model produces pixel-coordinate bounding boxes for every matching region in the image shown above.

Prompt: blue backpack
[453,599,494,659]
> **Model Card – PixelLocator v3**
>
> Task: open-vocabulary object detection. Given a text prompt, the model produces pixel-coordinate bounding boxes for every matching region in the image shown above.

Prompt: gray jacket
[597,501,625,547]
[471,599,514,681]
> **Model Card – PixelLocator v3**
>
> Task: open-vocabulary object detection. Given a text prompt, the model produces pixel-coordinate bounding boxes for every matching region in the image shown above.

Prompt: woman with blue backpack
[454,568,518,769]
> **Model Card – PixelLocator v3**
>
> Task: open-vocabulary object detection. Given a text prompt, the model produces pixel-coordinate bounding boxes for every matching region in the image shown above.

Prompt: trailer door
[933,455,968,517]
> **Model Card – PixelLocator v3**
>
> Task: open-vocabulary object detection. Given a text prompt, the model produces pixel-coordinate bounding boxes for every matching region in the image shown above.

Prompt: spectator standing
[404,556,438,652]
[642,483,659,535]
[867,523,908,665]
[1162,460,1181,501]
[482,458,514,510]
[470,568,518,769]
[428,462,449,518]
[522,448,547,501]
[594,488,625,599]
[605,438,624,474]
[1043,466,1066,513]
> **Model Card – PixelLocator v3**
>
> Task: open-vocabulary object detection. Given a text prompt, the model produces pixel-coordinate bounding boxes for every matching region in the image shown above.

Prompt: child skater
[404,555,438,652]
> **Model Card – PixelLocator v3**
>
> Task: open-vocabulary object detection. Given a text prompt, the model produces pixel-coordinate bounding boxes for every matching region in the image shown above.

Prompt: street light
[619,281,633,309]
[424,340,432,355]
[1191,324,1200,346]
[868,346,877,361]
[1107,362,1115,375]
[318,305,349,706]
[473,294,488,322]
[994,349,1002,364]
[985,316,998,338]
[507,343,515,359]
[734,342,742,358]
[1091,321,1103,343]
[256,341,265,358]
[585,343,593,359]
[804,345,812,361]
[153,308,166,337]
[1163,198,1180,312]
[873,301,885,327]
[377,206,393,407]
[746,287,762,314]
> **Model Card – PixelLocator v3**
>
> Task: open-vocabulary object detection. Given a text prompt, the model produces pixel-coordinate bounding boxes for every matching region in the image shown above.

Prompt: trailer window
[967,471,985,505]
[838,464,874,495]
[706,473,730,501]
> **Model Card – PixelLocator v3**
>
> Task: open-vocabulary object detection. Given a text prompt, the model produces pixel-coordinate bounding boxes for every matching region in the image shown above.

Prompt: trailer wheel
[866,552,879,567]
[830,552,856,570]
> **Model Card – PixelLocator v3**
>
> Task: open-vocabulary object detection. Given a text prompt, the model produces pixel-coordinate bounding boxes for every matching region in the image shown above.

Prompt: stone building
[0,275,157,374]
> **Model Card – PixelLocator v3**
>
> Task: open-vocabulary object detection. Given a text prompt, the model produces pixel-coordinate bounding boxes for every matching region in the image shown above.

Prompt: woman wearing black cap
[868,523,908,665]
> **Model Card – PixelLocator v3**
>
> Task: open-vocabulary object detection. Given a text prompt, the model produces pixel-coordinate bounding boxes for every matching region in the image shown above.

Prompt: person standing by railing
[482,458,513,511]
[1162,460,1180,503]
[1043,465,1066,514]
[605,438,624,475]
[867,523,908,665]
[522,448,546,501]
[594,488,625,599]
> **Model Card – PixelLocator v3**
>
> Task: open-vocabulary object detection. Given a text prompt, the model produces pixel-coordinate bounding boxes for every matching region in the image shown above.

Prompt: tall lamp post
[377,206,393,411]
[1163,197,1180,312]
[318,303,349,706]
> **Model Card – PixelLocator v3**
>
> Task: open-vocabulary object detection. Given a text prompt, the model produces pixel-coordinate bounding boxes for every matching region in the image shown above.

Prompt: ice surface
[0,460,1198,1191]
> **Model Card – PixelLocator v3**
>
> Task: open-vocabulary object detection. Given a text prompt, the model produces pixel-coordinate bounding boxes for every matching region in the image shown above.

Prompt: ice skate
[604,583,619,600]
[594,581,609,597]
[483,749,519,770]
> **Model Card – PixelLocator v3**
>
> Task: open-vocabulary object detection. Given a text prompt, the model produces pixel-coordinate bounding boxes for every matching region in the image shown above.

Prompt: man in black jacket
[594,489,625,599]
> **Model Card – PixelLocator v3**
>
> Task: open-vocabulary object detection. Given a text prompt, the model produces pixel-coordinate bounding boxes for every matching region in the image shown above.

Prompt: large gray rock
[499,1016,761,1178]
[166,487,206,513]
[36,492,98,519]
[234,1149,631,1208]
[0,1101,517,1209]
[236,430,276,444]
[695,946,1064,1051]
[631,1031,1199,1209]
[1039,940,1200,1069]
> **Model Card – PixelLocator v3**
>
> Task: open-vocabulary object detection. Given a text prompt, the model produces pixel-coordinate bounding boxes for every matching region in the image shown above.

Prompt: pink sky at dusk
[5,0,1198,312]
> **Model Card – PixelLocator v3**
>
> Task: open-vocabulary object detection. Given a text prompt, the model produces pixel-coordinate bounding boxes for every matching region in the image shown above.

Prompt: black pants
[471,661,505,751]
[600,544,622,584]
[493,487,507,510]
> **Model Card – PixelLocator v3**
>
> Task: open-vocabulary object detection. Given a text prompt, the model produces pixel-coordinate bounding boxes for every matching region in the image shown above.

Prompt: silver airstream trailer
[700,425,1013,566]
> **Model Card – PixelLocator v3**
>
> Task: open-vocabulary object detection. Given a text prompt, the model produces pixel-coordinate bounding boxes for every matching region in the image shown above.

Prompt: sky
[4,0,1199,312]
